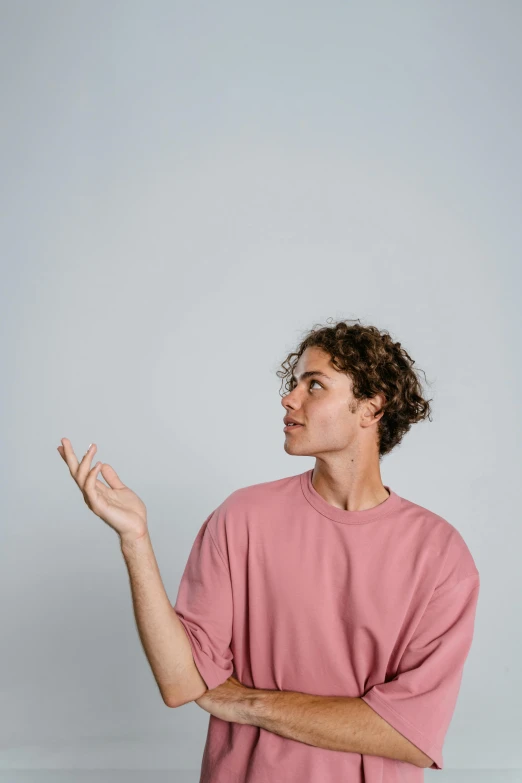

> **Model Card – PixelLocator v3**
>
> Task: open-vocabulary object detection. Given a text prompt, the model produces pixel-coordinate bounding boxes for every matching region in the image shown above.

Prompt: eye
[309,379,322,390]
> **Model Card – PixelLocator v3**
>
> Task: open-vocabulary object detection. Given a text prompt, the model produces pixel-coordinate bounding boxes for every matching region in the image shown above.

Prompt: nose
[281,389,297,410]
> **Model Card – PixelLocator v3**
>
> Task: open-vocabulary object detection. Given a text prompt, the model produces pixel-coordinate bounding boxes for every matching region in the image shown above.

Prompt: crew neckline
[300,468,402,525]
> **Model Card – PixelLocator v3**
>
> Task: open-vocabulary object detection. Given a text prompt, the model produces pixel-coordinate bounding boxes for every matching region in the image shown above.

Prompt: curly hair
[276,318,433,459]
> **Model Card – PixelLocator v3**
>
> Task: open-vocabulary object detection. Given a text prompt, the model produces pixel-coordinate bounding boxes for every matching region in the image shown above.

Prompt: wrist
[120,528,150,553]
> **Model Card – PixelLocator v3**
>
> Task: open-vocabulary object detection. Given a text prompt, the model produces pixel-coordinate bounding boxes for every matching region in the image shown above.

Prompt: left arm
[194,678,432,768]
[250,688,434,768]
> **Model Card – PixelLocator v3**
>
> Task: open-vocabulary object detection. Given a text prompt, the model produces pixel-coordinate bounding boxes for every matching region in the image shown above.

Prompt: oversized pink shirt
[174,469,480,782]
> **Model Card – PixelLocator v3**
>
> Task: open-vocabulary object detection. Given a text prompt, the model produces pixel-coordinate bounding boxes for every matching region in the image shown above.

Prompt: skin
[57,439,148,547]
[281,344,390,511]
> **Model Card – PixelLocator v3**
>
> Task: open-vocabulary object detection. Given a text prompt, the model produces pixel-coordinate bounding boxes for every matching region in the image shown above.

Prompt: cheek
[313,405,352,432]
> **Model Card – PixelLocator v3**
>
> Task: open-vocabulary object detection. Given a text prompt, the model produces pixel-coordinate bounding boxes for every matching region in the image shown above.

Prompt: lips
[284,421,304,431]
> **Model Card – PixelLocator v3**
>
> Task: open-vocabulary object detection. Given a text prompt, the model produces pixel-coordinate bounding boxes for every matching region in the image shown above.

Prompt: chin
[283,442,312,457]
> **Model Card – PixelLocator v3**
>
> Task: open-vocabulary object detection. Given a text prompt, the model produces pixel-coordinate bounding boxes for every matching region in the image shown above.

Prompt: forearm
[120,531,201,706]
[249,689,432,768]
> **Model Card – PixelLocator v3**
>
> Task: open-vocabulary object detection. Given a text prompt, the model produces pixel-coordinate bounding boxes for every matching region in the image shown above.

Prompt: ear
[362,393,386,427]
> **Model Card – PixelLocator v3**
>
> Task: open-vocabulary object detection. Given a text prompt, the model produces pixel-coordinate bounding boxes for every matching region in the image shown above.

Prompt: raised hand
[57,438,148,546]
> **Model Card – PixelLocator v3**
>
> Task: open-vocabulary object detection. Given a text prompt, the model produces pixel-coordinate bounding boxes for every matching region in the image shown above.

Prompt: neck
[312,458,388,513]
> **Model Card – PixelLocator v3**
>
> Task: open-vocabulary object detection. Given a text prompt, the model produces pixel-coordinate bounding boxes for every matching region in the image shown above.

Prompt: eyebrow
[292,370,332,383]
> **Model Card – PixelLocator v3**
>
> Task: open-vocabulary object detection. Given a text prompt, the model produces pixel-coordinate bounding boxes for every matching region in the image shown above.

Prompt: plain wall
[1,0,520,775]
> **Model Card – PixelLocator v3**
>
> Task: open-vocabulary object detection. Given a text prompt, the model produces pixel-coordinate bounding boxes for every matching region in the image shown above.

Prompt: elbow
[164,693,187,709]
[163,694,182,709]
[163,683,208,709]
[161,684,189,709]
[162,661,210,708]
[163,688,192,709]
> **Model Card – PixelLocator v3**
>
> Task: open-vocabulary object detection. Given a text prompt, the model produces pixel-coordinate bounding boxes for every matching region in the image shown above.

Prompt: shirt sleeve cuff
[176,614,233,692]
[360,688,443,770]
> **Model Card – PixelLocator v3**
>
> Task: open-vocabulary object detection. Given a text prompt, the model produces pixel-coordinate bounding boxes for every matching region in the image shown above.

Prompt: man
[59,318,480,783]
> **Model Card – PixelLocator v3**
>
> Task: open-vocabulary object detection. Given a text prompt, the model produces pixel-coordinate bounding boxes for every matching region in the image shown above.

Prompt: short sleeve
[173,509,234,691]
[360,572,480,770]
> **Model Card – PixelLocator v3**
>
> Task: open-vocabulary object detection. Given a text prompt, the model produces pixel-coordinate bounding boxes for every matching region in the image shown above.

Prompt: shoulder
[205,473,301,552]
[398,495,480,590]
[221,472,301,512]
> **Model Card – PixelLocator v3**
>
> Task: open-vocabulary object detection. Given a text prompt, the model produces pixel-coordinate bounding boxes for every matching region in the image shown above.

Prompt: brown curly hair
[276,318,433,460]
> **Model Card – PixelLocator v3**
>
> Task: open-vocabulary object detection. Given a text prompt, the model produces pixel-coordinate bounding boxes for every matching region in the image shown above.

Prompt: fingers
[100,463,126,490]
[77,443,97,487]
[84,461,103,497]
[59,438,97,491]
[58,440,128,497]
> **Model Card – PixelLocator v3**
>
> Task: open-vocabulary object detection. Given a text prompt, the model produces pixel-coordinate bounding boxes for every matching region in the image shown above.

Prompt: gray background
[1,0,520,780]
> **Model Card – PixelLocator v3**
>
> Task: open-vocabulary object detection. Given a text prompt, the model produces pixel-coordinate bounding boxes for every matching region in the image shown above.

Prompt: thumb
[100,463,126,490]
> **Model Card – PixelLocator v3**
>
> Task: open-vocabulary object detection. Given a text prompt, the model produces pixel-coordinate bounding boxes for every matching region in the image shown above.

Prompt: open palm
[58,438,148,544]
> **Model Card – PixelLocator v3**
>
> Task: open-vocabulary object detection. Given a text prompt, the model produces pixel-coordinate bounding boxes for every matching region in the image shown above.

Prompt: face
[281,345,365,458]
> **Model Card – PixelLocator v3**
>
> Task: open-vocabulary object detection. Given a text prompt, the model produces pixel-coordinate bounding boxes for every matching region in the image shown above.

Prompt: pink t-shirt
[174,469,480,782]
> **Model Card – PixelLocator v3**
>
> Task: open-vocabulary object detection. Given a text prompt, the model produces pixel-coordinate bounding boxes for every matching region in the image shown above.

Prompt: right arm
[120,530,208,708]
[57,437,206,709]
